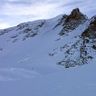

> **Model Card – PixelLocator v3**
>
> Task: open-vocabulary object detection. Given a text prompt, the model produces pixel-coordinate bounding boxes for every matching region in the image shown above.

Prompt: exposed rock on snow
[59,8,88,35]
[65,8,86,22]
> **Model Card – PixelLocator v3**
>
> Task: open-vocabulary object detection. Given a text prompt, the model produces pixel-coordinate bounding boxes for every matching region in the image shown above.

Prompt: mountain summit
[65,8,86,22]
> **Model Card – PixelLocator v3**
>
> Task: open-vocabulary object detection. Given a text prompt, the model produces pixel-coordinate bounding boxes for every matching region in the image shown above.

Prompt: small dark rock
[92,45,96,50]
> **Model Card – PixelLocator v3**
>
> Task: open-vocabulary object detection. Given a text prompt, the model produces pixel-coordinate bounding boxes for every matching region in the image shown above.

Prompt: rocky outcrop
[59,8,87,35]
[65,8,86,22]
[82,16,96,38]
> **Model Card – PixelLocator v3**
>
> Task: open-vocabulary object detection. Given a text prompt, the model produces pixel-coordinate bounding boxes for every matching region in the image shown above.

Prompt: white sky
[0,0,96,29]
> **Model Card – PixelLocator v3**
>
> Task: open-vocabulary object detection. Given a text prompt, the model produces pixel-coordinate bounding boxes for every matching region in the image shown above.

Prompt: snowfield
[0,63,96,96]
[0,8,96,96]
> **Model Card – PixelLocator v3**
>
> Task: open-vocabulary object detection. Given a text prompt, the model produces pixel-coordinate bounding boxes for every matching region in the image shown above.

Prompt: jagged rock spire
[65,8,86,22]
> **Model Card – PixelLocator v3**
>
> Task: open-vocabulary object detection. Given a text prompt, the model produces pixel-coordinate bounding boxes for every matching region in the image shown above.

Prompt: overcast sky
[0,0,96,29]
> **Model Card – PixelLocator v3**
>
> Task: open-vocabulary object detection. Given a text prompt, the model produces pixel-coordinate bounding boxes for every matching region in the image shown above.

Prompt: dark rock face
[65,8,86,22]
[59,8,87,35]
[82,16,96,39]
[90,16,96,26]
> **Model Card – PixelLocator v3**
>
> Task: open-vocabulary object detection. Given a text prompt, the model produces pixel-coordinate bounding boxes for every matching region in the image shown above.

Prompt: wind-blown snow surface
[0,63,96,96]
[0,9,96,96]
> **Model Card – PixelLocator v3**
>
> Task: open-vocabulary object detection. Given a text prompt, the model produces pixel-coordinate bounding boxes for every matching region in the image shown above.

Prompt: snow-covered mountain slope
[0,8,96,96]
[0,8,95,69]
